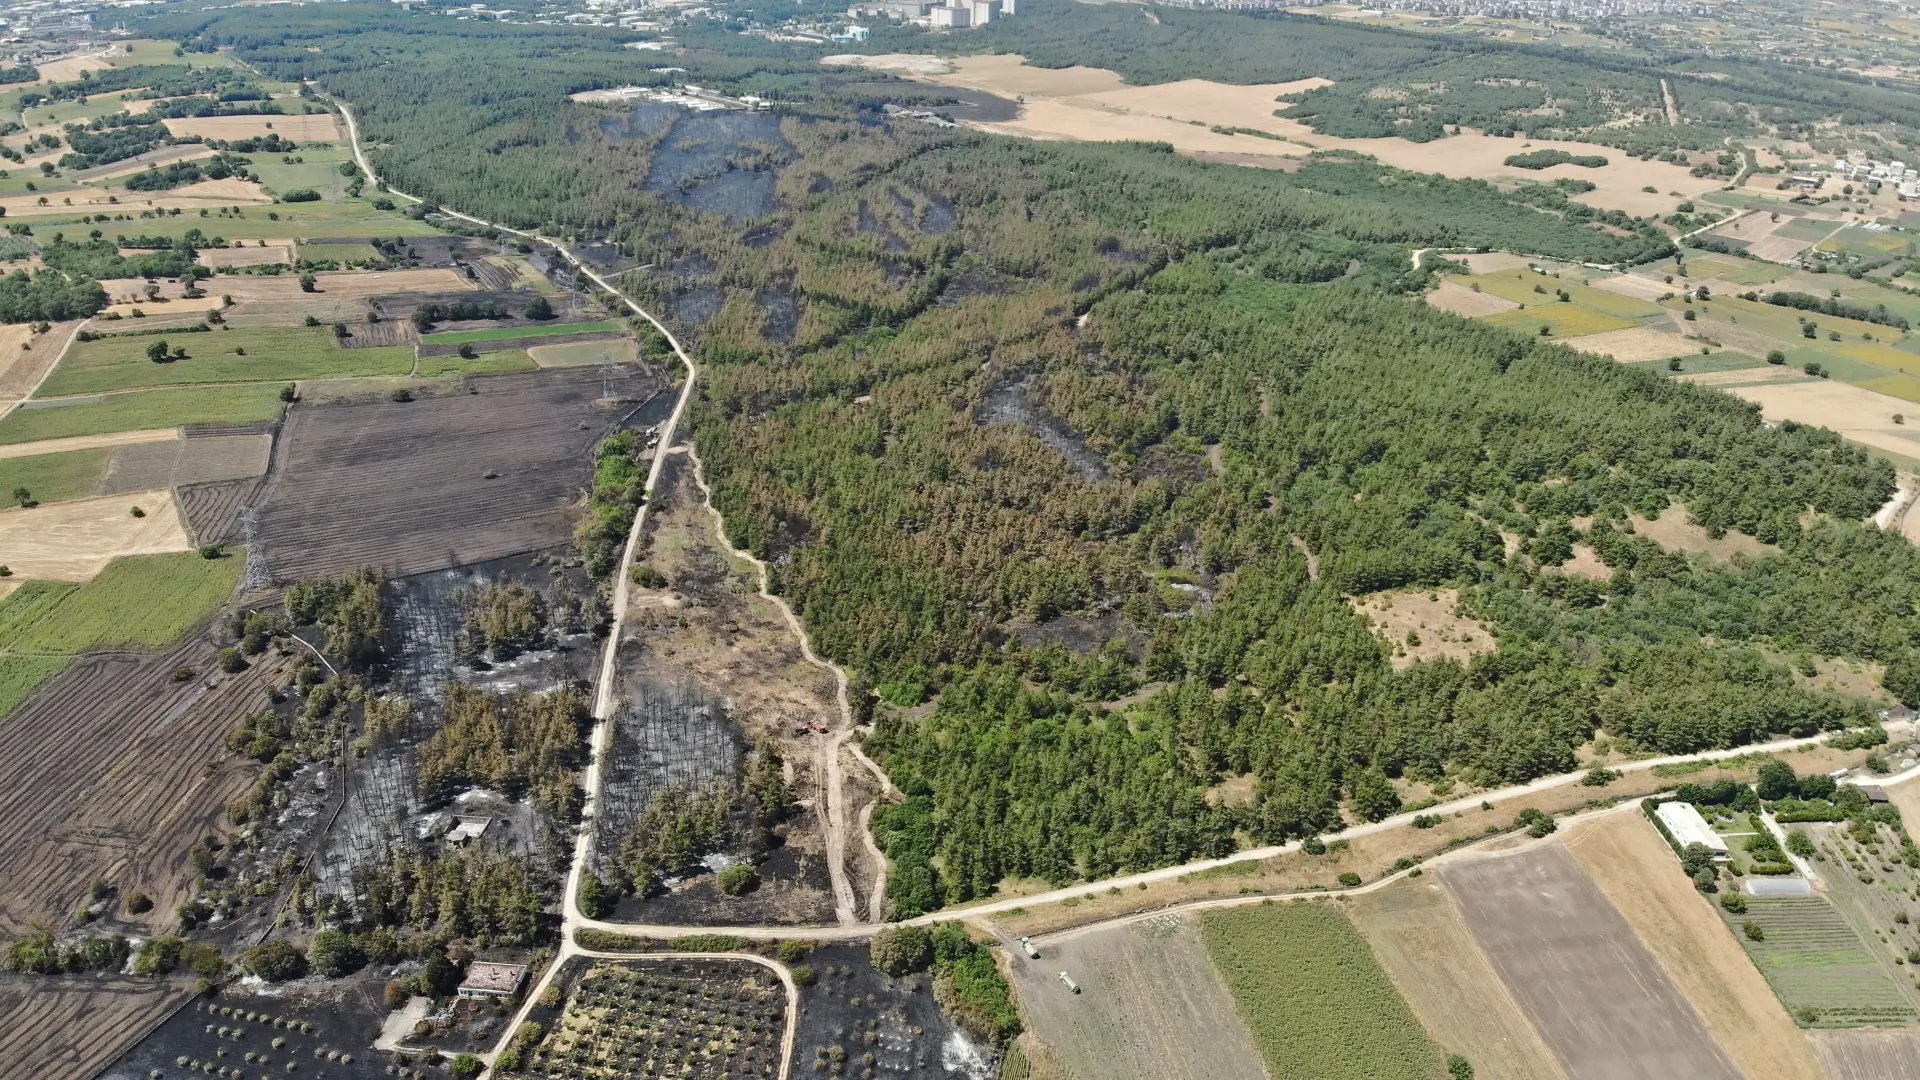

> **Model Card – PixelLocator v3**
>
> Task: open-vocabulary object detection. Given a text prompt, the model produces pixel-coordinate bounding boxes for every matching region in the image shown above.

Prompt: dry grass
[1563,811,1826,1080]
[198,242,294,268]
[160,112,342,142]
[1346,879,1568,1080]
[1351,587,1494,669]
[1808,1029,1920,1080]
[530,338,639,368]
[0,429,178,461]
[911,56,1714,216]
[1627,504,1779,562]
[1588,272,1676,301]
[1427,280,1519,317]
[1556,543,1614,580]
[1563,325,1687,362]
[0,490,191,581]
[1725,380,1920,461]
[0,321,85,401]
[820,53,956,77]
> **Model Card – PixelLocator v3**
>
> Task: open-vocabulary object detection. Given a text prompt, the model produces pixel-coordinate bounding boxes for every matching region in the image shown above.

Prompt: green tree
[308,929,361,978]
[299,271,317,292]
[716,864,758,895]
[870,924,932,976]
[145,339,168,363]
[241,939,306,981]
[1756,758,1797,800]
[1447,1055,1475,1080]
[1884,654,1920,708]
[524,295,554,320]
[1350,768,1402,822]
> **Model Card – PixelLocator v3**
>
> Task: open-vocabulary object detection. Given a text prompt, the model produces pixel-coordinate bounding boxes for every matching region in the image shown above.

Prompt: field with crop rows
[503,960,787,1079]
[420,319,625,345]
[1726,896,1916,1027]
[1200,901,1446,1080]
[0,447,112,506]
[1482,304,1638,338]
[0,384,287,444]
[40,326,414,396]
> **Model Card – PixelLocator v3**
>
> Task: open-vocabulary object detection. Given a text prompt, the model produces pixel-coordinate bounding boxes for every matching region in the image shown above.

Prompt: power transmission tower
[239,506,268,589]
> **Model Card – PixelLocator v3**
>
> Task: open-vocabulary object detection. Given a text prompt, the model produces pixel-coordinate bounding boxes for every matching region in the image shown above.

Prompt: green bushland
[0,446,112,505]
[420,319,624,345]
[1201,902,1443,1080]
[39,325,415,395]
[0,383,288,444]
[1505,149,1609,170]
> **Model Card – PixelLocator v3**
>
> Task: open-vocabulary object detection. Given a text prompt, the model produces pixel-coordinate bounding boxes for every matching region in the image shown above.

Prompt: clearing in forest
[1346,880,1567,1080]
[0,490,191,580]
[1563,811,1826,1080]
[1442,843,1744,1080]
[1200,901,1447,1080]
[1626,504,1779,562]
[1350,587,1494,669]
[1425,280,1517,317]
[1011,914,1266,1080]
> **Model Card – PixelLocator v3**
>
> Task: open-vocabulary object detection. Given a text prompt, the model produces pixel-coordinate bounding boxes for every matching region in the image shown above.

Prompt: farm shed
[1656,801,1730,861]
[458,962,528,999]
[1852,784,1890,806]
[445,816,491,845]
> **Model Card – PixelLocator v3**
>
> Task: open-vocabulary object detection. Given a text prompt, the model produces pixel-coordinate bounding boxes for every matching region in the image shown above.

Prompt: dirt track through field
[1443,844,1744,1080]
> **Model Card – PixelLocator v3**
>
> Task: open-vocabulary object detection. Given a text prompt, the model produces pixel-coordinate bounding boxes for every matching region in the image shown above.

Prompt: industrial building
[1654,801,1730,862]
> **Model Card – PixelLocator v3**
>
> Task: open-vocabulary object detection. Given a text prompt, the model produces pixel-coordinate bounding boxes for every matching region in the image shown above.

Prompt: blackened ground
[98,971,395,1080]
[789,944,994,1080]
[255,365,662,582]
[609,830,837,927]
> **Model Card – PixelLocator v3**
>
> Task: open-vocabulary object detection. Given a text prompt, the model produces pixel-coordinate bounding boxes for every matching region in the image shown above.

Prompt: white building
[1655,801,1729,862]
[930,3,969,26]
[970,0,1000,22]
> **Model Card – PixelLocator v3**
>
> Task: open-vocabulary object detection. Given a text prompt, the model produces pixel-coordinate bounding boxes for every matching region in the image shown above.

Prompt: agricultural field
[1810,1029,1920,1080]
[0,384,288,445]
[1719,895,1916,1027]
[1442,844,1744,1080]
[0,549,240,650]
[0,974,196,1080]
[0,445,113,505]
[1199,901,1447,1080]
[0,490,192,580]
[1786,815,1920,1012]
[39,325,415,396]
[100,981,396,1080]
[420,318,626,346]
[1008,913,1266,1080]
[501,958,787,1079]
[1346,881,1569,1080]
[782,942,992,1080]
[1563,811,1825,1080]
[415,349,537,378]
[255,365,662,581]
[1480,304,1638,339]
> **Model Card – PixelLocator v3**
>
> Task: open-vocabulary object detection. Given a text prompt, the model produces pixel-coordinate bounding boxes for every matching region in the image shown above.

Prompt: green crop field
[0,550,242,654]
[40,325,414,396]
[0,383,286,445]
[31,201,443,242]
[1684,256,1791,286]
[415,349,536,378]
[1777,217,1845,243]
[1818,225,1914,257]
[0,447,112,505]
[247,143,356,202]
[1655,351,1766,377]
[23,94,144,130]
[297,241,381,264]
[1724,896,1915,1027]
[1201,902,1445,1080]
[420,319,625,346]
[0,654,76,721]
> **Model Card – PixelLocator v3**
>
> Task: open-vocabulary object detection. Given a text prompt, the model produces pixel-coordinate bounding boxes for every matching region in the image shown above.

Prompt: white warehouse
[1655,801,1730,862]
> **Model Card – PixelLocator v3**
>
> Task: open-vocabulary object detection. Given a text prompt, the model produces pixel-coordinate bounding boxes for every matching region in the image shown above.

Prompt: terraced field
[1726,896,1917,1028]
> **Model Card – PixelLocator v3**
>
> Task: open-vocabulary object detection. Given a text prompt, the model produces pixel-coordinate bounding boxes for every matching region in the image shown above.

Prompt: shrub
[716,864,758,895]
[870,925,932,976]
[1742,921,1765,941]
[449,1054,483,1079]
[777,939,812,964]
[524,295,554,320]
[217,647,246,673]
[1720,892,1748,914]
[790,963,816,986]
[1514,807,1556,838]
[629,563,668,589]
[241,940,306,981]
[280,189,321,203]
[308,929,361,978]
[1787,830,1816,857]
[1337,872,1362,887]
[383,980,407,1009]
[1447,1055,1475,1080]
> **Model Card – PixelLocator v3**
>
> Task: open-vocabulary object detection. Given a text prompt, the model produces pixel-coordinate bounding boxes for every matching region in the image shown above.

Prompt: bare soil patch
[1443,843,1744,1080]
[1012,913,1266,1080]
[0,490,190,581]
[1678,366,1812,388]
[1556,543,1613,580]
[1588,272,1676,301]
[1347,879,1567,1080]
[936,53,1127,96]
[256,366,659,581]
[1564,811,1825,1080]
[226,267,471,301]
[0,321,85,400]
[0,974,194,1080]
[1351,587,1494,669]
[1563,325,1685,362]
[531,337,639,368]
[1627,504,1779,562]
[1460,252,1537,273]
[96,432,270,494]
[820,52,957,77]
[1809,1030,1920,1080]
[1428,279,1519,316]
[160,112,342,142]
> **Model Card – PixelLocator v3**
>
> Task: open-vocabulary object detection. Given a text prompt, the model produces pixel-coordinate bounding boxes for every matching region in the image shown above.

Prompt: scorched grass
[1201,901,1445,1080]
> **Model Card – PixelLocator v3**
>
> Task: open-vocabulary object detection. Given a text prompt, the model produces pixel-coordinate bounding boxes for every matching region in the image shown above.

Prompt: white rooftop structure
[1746,877,1811,897]
[1656,801,1729,861]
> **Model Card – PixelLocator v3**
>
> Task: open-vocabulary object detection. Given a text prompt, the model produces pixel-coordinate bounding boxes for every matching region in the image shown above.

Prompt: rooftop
[459,962,527,994]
